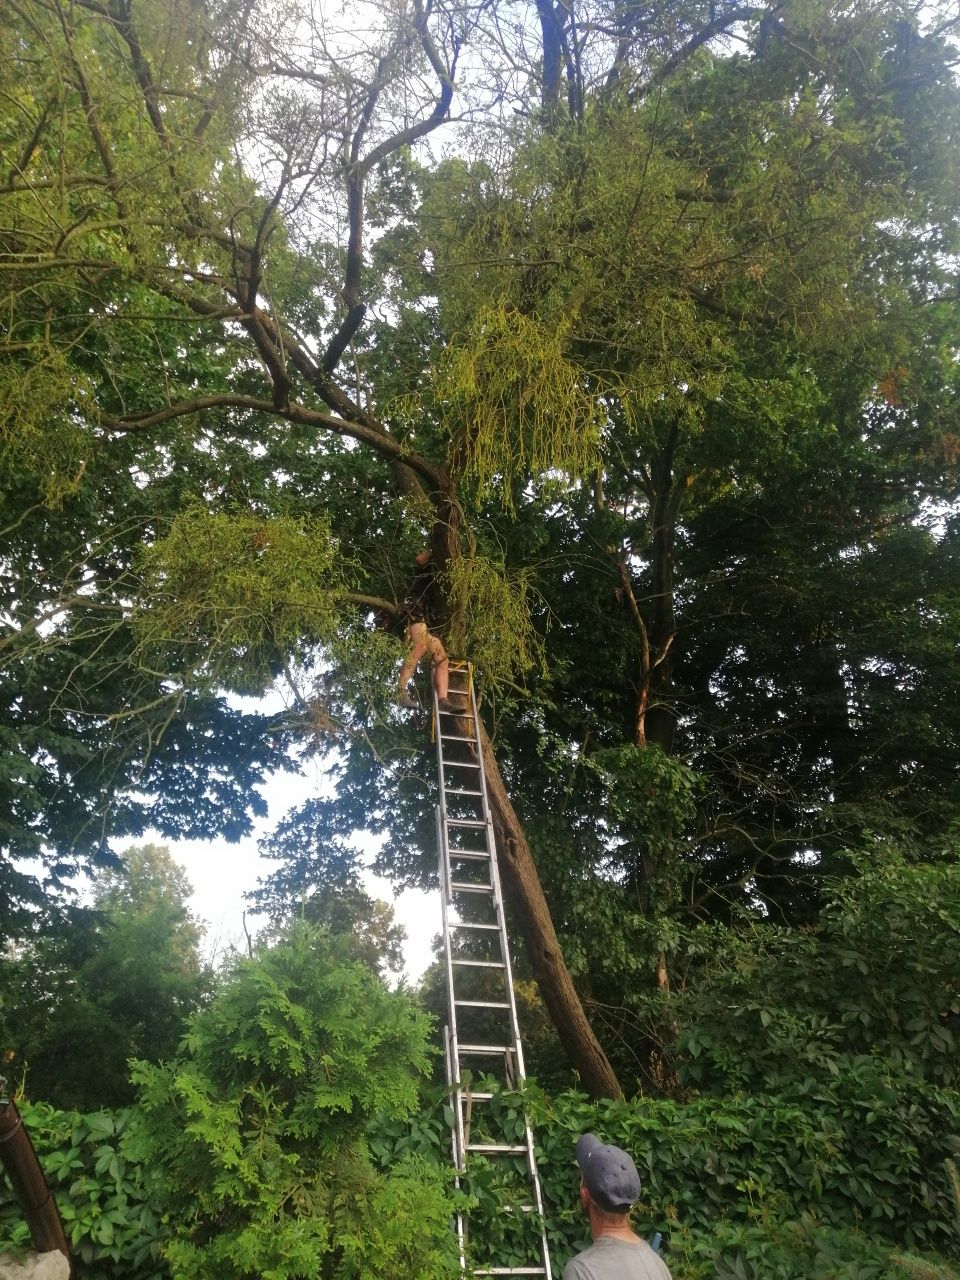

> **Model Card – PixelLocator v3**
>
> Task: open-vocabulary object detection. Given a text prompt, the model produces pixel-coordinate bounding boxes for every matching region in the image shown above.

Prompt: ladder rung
[446,788,484,796]
[440,733,481,744]
[455,1090,494,1100]
[449,881,493,893]
[474,1270,547,1276]
[443,761,481,769]
[455,1000,511,1009]
[450,921,499,930]
[447,849,490,861]
[466,1143,527,1153]
[446,817,488,828]
[452,959,505,968]
[459,1043,514,1054]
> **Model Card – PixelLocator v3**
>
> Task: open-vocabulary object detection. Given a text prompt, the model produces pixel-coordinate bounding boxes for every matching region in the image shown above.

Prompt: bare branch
[632,6,766,98]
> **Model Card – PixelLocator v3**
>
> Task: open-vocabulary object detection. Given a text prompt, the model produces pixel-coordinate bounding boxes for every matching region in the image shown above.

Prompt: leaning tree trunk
[426,482,622,1098]
[478,720,624,1100]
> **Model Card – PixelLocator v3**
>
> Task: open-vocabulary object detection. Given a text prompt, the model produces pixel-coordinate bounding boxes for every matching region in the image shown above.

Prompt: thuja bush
[127,922,463,1279]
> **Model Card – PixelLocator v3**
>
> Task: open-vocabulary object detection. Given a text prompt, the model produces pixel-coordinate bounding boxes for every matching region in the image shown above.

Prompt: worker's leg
[426,632,450,703]
[398,622,429,696]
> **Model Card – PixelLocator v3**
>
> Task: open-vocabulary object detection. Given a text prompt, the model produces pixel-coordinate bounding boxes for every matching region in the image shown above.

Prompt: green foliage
[658,852,960,1093]
[365,1072,960,1278]
[2,1069,958,1280]
[435,302,602,505]
[523,1079,960,1278]
[0,1103,167,1279]
[254,797,408,977]
[129,923,462,1278]
[588,743,702,843]
[445,552,548,693]
[134,506,349,693]
[0,845,208,1110]
[892,1161,960,1280]
[0,351,94,506]
[2,0,960,1170]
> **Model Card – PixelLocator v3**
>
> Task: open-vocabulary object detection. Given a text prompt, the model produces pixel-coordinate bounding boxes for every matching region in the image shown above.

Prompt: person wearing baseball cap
[562,1134,672,1279]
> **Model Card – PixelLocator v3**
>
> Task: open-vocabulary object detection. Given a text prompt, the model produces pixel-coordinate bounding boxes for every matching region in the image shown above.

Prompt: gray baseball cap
[575,1133,641,1213]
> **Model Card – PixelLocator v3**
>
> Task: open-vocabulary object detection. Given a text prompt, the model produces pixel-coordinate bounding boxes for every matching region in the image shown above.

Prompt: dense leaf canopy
[0,0,958,1093]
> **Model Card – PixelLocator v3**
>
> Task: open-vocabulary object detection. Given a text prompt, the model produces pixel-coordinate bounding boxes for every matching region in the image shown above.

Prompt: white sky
[159,757,440,983]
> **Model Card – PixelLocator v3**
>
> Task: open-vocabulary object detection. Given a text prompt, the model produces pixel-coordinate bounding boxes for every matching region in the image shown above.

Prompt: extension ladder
[434,660,553,1278]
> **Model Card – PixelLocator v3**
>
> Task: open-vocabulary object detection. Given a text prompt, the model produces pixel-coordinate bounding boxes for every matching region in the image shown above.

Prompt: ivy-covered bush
[525,1079,960,1278]
[0,1104,166,1279]
[368,1075,960,1279]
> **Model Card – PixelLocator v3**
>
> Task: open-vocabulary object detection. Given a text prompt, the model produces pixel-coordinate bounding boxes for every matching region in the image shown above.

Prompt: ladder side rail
[438,664,552,1280]
[444,1025,468,1272]
[525,1111,553,1279]
[437,802,467,1177]
[438,669,481,1275]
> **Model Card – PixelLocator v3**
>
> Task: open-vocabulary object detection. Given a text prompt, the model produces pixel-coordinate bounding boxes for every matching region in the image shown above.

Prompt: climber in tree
[397,550,454,711]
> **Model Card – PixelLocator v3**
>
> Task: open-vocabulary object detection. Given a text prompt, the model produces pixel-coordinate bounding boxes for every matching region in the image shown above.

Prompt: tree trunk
[478,719,624,1100]
[426,493,621,1098]
[0,1100,72,1272]
[645,437,680,753]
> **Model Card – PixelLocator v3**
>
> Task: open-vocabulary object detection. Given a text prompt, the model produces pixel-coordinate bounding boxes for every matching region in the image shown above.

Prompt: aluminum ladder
[434,659,553,1279]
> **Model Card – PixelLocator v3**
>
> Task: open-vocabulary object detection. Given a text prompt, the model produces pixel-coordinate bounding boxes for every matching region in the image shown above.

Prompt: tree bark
[0,1100,72,1272]
[477,719,624,1100]
[645,434,680,753]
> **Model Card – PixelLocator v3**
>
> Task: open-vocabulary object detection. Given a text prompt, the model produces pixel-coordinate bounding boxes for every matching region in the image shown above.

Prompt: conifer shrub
[127,923,463,1279]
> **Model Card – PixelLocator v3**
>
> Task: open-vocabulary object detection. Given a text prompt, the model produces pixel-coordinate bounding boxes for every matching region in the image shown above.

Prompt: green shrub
[128,923,464,1279]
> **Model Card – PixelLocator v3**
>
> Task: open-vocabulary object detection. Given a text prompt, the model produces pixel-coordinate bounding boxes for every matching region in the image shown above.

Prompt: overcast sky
[159,754,440,983]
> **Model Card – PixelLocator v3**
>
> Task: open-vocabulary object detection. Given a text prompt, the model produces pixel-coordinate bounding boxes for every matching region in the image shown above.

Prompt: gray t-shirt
[561,1236,672,1280]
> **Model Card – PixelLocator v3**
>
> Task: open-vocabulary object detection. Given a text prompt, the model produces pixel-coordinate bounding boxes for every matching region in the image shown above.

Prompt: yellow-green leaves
[134,506,349,693]
[435,303,602,505]
[0,352,94,506]
[444,551,547,693]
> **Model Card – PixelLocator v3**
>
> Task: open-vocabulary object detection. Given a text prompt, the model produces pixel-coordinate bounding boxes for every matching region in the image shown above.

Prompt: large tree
[1,0,958,1096]
[0,843,209,1108]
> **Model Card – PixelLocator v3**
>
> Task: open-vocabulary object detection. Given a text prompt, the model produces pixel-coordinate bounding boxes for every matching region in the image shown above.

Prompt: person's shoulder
[561,1259,587,1280]
[639,1239,673,1278]
[650,1247,673,1278]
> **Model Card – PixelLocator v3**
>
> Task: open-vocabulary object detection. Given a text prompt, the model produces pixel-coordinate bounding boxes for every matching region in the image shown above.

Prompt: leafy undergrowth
[2,920,958,1279]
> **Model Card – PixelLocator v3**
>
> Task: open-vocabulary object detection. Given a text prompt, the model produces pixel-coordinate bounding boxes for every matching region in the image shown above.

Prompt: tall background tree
[0,844,209,1109]
[1,0,958,1097]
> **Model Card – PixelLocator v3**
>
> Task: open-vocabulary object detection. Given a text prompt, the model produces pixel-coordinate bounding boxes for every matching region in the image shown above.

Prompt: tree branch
[100,394,443,487]
[632,6,766,98]
[321,3,455,374]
